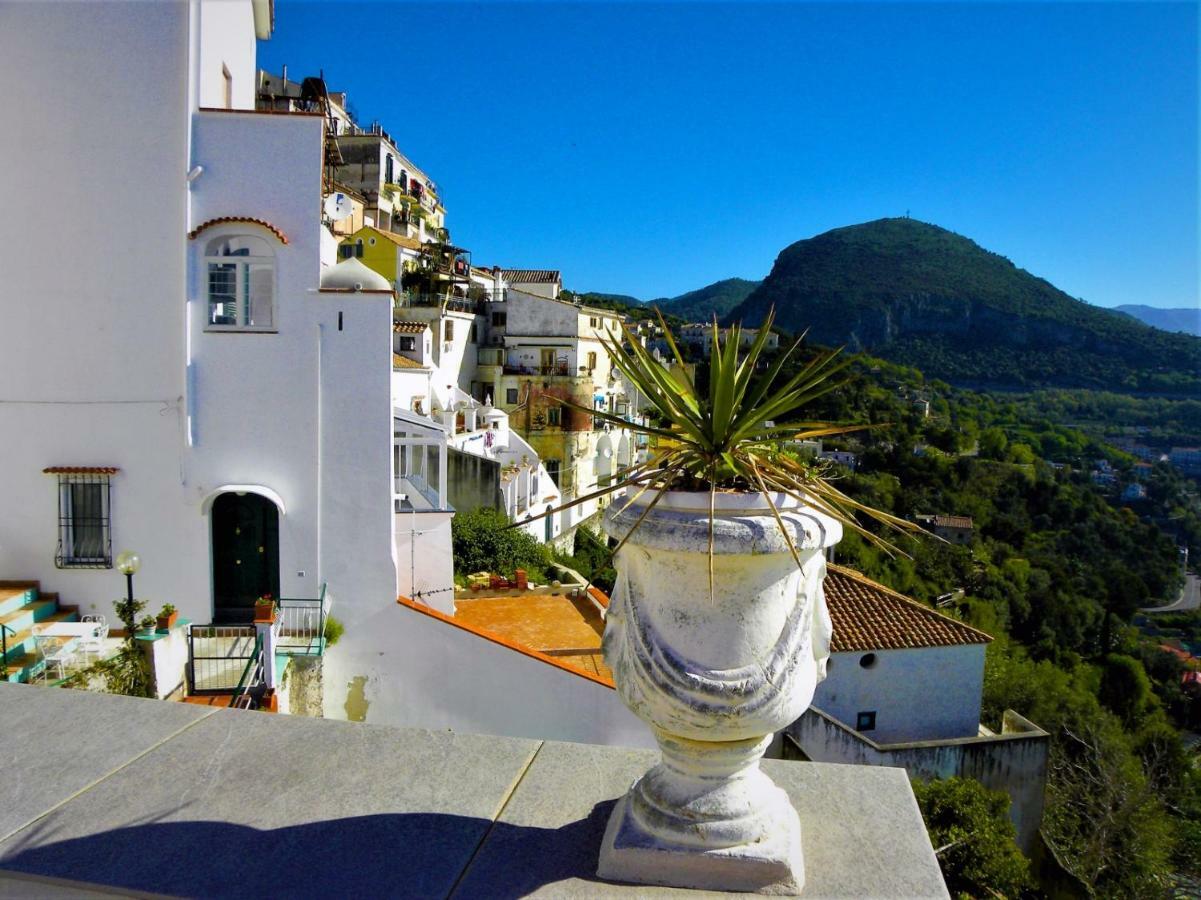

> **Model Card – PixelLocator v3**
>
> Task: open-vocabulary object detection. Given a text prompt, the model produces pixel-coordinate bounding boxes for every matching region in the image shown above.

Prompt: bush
[451,508,552,581]
[912,777,1030,899]
[554,527,617,594]
[323,614,344,648]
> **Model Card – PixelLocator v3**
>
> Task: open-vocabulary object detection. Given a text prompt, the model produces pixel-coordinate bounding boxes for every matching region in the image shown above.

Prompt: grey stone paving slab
[452,740,948,899]
[0,705,540,899]
[0,684,214,842]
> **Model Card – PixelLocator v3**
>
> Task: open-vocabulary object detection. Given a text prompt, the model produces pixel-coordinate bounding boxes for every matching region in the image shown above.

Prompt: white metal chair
[33,634,76,682]
[79,615,108,660]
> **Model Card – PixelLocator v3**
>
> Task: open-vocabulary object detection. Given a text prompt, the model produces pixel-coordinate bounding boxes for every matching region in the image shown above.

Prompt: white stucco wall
[812,645,986,743]
[0,2,194,621]
[195,0,257,110]
[394,510,454,614]
[321,599,652,748]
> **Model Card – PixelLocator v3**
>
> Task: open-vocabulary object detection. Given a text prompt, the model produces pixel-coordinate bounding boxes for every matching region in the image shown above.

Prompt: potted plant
[155,603,178,633]
[548,311,914,894]
[254,593,276,625]
[137,615,157,637]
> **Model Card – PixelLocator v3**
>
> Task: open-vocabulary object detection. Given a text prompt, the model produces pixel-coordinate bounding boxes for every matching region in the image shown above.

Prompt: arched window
[205,234,275,330]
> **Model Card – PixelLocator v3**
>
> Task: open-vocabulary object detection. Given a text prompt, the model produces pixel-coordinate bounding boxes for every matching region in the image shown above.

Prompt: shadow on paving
[0,800,619,899]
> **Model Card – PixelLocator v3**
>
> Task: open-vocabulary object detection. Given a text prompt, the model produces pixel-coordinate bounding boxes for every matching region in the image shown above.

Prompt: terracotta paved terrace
[453,588,613,683]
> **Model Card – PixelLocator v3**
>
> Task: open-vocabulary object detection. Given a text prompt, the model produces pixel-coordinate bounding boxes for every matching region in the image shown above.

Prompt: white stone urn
[597,489,841,895]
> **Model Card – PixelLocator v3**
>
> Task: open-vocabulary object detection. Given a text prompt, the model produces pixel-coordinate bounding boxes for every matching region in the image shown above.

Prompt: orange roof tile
[825,565,992,652]
[393,321,429,333]
[393,354,425,369]
[453,590,612,682]
[188,217,289,244]
[42,466,120,475]
[932,515,973,529]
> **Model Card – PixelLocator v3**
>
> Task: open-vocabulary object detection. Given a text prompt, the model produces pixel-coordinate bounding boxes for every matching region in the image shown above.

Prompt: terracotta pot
[253,604,276,624]
[155,611,178,633]
[598,489,841,894]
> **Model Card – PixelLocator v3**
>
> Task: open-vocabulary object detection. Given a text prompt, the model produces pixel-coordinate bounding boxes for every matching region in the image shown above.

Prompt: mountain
[653,278,761,321]
[724,218,1201,393]
[1113,304,1201,337]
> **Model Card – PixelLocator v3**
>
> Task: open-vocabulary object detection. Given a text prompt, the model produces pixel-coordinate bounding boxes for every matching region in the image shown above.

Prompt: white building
[0,1,423,634]
[786,565,1049,851]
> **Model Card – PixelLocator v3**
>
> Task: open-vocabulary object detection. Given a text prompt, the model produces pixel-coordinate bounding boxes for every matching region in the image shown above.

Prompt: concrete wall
[789,706,1048,852]
[321,598,652,748]
[195,0,257,110]
[448,448,502,514]
[393,510,454,614]
[0,2,193,621]
[814,645,985,742]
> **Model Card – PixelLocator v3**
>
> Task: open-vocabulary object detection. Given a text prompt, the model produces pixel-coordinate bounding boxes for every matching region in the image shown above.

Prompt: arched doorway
[211,492,280,623]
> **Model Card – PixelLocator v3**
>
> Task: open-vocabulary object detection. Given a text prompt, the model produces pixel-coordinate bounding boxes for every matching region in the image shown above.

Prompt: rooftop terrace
[0,683,947,898]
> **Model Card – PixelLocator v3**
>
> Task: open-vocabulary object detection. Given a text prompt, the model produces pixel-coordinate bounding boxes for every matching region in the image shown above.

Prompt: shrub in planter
[540,311,914,893]
[156,603,178,633]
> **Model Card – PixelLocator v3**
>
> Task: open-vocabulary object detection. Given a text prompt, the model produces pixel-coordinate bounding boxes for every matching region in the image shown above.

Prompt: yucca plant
[543,309,918,581]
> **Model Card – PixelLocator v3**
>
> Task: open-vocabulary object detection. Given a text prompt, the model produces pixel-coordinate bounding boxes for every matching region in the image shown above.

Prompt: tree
[978,427,1008,460]
[451,507,552,581]
[912,777,1030,899]
[1098,654,1153,726]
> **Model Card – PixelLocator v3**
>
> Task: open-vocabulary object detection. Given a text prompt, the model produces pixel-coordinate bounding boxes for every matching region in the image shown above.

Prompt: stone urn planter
[598,489,841,895]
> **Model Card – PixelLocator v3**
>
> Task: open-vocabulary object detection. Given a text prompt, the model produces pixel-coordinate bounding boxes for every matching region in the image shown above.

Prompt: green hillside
[725,218,1201,393]
[654,277,760,321]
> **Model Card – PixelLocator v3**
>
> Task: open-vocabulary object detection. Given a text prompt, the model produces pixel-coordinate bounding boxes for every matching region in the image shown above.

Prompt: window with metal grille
[51,472,113,568]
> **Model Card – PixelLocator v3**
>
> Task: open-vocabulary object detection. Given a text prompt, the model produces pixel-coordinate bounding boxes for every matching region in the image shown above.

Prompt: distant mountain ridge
[1113,304,1200,337]
[653,278,761,321]
[723,218,1201,393]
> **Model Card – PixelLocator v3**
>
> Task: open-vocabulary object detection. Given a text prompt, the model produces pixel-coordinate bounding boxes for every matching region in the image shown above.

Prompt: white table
[33,622,101,638]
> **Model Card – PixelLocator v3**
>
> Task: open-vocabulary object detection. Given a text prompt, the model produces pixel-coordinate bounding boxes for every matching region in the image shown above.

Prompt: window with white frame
[51,471,113,568]
[205,234,275,330]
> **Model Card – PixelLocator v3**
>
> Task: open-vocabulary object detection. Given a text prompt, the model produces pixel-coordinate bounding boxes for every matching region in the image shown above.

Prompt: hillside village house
[0,0,651,736]
[786,565,1048,851]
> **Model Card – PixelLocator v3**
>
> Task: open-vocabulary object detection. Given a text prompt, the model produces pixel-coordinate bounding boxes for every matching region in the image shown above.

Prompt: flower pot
[253,604,276,625]
[156,611,178,633]
[597,489,841,895]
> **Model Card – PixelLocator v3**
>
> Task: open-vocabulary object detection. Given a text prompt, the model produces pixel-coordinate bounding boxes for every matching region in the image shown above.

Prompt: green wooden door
[211,493,280,623]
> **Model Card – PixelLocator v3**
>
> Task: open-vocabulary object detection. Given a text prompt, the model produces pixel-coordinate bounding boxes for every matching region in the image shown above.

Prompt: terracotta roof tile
[825,565,991,652]
[188,217,289,244]
[501,269,561,284]
[932,515,973,529]
[42,466,120,475]
[393,321,429,334]
[393,354,425,369]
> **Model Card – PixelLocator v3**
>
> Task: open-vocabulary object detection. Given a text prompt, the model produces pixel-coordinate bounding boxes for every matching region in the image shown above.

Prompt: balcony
[502,364,573,377]
[398,293,481,315]
[0,682,946,897]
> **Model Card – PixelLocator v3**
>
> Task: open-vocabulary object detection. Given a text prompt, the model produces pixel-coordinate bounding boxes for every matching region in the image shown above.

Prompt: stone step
[1,610,77,663]
[2,651,42,683]
[0,586,37,619]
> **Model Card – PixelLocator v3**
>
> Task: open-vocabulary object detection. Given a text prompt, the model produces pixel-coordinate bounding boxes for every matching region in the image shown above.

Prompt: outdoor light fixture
[116,550,140,619]
[116,550,140,576]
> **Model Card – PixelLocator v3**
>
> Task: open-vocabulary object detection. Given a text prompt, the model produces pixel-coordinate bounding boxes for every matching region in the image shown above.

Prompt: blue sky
[261,2,1197,308]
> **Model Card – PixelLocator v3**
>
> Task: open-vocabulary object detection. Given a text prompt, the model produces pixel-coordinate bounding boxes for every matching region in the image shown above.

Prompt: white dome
[320,257,392,292]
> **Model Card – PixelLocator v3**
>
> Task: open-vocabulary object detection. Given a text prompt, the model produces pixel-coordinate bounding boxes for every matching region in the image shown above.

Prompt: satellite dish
[324,192,354,222]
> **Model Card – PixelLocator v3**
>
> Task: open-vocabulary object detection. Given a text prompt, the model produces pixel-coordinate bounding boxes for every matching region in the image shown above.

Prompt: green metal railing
[276,583,328,656]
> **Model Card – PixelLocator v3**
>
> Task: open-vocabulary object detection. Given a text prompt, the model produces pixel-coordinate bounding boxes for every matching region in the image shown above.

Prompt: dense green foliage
[911,776,1030,898]
[726,217,1201,393]
[556,526,616,594]
[743,345,1198,894]
[323,613,344,648]
[451,508,553,582]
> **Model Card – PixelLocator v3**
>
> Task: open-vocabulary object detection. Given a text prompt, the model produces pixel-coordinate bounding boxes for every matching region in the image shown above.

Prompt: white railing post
[255,617,278,690]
